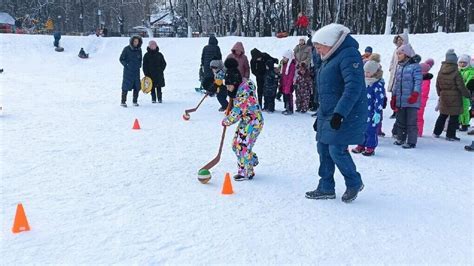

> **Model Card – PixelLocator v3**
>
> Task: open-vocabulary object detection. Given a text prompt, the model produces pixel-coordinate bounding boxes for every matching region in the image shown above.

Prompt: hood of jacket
[439,62,458,75]
[208,35,218,45]
[251,48,262,59]
[129,35,143,49]
[231,42,245,56]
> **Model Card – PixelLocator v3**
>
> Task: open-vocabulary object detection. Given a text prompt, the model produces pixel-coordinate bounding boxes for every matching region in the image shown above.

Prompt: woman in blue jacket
[306,24,367,203]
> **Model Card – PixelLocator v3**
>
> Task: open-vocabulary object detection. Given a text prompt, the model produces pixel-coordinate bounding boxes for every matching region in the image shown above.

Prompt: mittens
[372,113,381,124]
[330,113,343,130]
[408,91,419,104]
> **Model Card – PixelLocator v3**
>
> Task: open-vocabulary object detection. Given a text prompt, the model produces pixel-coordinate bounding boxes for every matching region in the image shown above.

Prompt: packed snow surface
[1,32,473,264]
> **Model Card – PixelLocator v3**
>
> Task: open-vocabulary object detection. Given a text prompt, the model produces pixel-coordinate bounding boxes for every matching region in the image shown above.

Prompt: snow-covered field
[1,32,473,264]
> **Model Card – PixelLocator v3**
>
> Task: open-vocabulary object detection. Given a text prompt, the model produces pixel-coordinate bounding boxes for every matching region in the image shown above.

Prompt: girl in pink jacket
[280,49,296,115]
[417,58,434,137]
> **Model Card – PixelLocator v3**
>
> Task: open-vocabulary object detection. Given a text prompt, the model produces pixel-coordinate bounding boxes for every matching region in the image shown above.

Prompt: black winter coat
[120,36,143,91]
[143,47,167,87]
[201,36,222,79]
[264,68,279,97]
[251,49,277,79]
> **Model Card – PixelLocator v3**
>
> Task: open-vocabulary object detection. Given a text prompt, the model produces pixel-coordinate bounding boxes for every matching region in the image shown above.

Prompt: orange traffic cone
[221,173,234,195]
[12,203,30,234]
[132,119,141,130]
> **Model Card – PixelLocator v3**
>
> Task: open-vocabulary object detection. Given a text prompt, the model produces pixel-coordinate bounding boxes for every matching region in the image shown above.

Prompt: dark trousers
[201,76,215,94]
[433,114,459,138]
[256,76,265,108]
[122,89,139,104]
[264,95,275,111]
[394,107,418,145]
[151,85,162,102]
[216,86,228,109]
[317,142,363,193]
[283,93,294,112]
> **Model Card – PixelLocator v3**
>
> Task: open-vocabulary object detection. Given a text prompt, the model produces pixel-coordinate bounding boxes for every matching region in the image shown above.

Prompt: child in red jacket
[417,58,434,137]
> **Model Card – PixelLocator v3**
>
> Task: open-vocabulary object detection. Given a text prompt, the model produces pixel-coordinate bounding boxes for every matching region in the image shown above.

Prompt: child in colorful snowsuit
[263,58,279,113]
[417,58,435,137]
[295,62,312,113]
[210,59,228,111]
[222,58,264,181]
[391,44,422,149]
[352,55,385,156]
[280,50,296,115]
[458,54,474,131]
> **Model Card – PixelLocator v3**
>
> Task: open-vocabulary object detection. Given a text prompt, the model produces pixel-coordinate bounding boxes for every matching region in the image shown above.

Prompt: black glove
[330,113,344,130]
[313,118,318,132]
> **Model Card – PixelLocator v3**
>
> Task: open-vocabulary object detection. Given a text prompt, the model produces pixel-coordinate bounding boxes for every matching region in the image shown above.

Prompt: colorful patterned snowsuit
[360,79,386,149]
[295,69,313,112]
[222,81,264,178]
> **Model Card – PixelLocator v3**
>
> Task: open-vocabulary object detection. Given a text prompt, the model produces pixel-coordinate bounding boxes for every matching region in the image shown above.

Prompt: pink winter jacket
[419,78,431,109]
[280,60,296,94]
[226,42,250,79]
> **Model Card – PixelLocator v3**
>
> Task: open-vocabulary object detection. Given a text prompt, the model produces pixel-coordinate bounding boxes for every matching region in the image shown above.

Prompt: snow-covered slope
[1,33,473,264]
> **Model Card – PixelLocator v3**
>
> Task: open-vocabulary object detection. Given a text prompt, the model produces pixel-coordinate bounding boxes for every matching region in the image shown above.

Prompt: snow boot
[341,184,364,203]
[402,143,416,149]
[459,125,469,132]
[282,110,293,115]
[446,136,461,141]
[120,103,127,108]
[218,107,226,112]
[152,100,157,104]
[393,140,405,146]
[305,189,336,200]
[351,145,365,154]
[362,148,375,156]
[133,102,139,107]
[233,174,253,181]
[465,144,474,151]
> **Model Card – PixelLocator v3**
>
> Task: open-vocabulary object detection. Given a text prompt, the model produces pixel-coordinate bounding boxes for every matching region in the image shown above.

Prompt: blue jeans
[317,142,363,193]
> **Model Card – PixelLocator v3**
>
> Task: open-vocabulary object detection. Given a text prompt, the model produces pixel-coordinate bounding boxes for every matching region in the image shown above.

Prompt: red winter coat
[296,16,309,28]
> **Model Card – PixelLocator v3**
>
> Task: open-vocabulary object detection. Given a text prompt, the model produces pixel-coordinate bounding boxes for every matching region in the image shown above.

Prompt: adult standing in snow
[119,35,143,107]
[250,48,277,108]
[294,37,312,69]
[388,32,409,119]
[201,35,222,95]
[433,49,470,141]
[305,23,366,203]
[295,12,309,36]
[143,40,167,103]
[226,42,250,80]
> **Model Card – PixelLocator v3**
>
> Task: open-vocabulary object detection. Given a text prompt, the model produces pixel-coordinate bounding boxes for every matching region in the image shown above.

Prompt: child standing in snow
[263,58,279,113]
[391,44,422,149]
[222,58,264,181]
[210,59,229,111]
[280,50,296,115]
[417,58,434,137]
[352,55,385,156]
[458,54,474,131]
[361,46,373,63]
[295,62,312,113]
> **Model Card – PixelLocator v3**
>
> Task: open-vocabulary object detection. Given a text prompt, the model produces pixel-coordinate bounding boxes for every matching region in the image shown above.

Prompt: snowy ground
[1,33,473,264]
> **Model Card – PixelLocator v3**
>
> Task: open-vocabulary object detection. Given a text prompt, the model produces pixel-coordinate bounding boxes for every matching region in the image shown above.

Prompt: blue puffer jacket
[316,35,368,145]
[120,36,143,91]
[393,57,422,108]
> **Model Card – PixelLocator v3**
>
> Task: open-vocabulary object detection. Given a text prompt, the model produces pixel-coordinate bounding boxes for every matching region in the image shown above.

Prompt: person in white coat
[388,32,409,119]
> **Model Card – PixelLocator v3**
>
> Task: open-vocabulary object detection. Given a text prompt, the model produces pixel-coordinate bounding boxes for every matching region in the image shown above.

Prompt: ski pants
[122,89,139,104]
[361,121,379,149]
[459,97,471,126]
[394,107,418,145]
[232,118,264,178]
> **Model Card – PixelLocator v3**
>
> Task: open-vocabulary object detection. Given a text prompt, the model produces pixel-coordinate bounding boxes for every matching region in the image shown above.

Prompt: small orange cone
[221,173,234,195]
[132,119,141,130]
[12,203,30,234]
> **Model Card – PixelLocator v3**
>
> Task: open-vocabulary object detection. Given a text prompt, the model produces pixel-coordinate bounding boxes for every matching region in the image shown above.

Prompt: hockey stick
[183,93,208,120]
[200,98,233,170]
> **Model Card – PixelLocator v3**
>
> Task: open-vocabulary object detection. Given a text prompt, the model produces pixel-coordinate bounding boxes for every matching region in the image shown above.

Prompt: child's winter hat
[363,53,381,75]
[424,58,435,68]
[224,58,242,87]
[458,54,471,64]
[445,49,458,64]
[397,44,416,58]
[210,59,224,70]
[420,63,431,74]
[365,46,373,53]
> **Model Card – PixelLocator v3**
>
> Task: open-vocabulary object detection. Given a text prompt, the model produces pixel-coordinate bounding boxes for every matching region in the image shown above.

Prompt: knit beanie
[210,59,224,70]
[397,44,416,58]
[420,63,431,74]
[282,49,294,75]
[458,54,471,64]
[424,58,435,68]
[311,23,350,47]
[365,46,373,53]
[445,49,458,64]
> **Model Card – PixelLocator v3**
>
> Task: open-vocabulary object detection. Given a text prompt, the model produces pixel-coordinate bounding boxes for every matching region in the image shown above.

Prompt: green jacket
[460,66,474,86]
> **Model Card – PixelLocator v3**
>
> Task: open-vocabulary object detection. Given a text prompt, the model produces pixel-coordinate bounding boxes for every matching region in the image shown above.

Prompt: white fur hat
[458,54,471,64]
[312,23,350,47]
